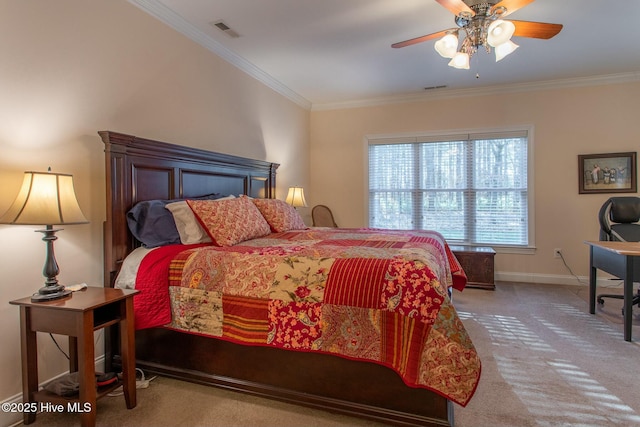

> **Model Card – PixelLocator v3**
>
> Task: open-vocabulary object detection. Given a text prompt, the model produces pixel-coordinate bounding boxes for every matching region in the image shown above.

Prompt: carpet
[454,282,640,427]
[25,282,640,427]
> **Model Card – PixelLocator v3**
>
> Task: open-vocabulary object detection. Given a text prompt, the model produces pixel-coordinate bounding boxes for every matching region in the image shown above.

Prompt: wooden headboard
[99,131,279,287]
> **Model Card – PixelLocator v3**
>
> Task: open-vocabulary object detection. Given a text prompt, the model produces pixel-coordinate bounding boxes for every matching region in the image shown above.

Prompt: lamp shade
[494,39,519,61]
[434,33,458,58]
[448,52,470,69]
[285,186,307,207]
[0,171,88,226]
[487,19,515,47]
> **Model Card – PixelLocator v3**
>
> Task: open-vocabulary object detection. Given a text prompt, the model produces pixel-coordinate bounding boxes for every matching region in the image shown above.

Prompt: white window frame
[364,126,535,254]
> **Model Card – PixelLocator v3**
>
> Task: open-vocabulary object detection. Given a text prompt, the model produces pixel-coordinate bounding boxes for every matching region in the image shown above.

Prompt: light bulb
[434,33,458,58]
[448,52,470,69]
[487,20,515,47]
[494,40,519,61]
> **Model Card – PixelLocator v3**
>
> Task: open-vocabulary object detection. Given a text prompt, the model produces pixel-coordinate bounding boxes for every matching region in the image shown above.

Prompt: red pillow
[187,196,271,246]
[252,198,307,232]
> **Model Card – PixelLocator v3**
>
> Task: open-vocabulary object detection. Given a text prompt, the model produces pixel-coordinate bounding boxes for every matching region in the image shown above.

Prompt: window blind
[368,130,529,247]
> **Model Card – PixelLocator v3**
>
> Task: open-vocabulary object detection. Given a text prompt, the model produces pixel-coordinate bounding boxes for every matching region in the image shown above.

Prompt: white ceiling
[131,0,640,109]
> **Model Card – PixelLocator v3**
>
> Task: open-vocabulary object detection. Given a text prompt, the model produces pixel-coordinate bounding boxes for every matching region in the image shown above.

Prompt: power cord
[49,333,70,360]
[558,249,633,290]
[48,333,155,396]
[107,368,157,396]
[49,329,104,360]
[557,251,586,286]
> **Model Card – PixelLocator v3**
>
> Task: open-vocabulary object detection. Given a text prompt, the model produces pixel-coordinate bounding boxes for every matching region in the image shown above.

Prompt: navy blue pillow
[127,193,223,247]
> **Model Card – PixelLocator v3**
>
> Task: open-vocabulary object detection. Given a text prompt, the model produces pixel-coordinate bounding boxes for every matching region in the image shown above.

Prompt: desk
[10,287,138,427]
[586,241,640,342]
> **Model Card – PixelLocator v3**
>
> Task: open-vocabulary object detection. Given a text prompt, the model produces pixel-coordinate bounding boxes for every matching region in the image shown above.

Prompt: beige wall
[0,0,309,417]
[309,82,640,284]
[1,0,636,421]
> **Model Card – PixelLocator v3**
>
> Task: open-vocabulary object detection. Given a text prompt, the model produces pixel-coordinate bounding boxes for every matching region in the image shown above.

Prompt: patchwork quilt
[132,228,480,406]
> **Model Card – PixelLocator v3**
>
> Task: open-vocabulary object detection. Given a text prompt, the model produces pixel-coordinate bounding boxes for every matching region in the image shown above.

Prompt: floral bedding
[131,228,480,406]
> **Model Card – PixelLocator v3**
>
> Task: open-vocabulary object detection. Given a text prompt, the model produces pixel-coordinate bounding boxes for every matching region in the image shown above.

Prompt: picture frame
[578,152,637,194]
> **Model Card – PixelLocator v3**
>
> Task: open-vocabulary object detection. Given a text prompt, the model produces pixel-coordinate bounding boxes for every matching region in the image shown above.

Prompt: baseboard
[496,271,617,287]
[1,355,106,427]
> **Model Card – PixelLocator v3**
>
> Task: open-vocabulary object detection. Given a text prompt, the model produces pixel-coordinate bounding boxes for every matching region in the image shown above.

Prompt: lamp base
[31,285,72,302]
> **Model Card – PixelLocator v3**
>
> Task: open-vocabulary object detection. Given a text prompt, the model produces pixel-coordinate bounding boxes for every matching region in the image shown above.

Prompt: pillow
[252,198,307,232]
[114,246,156,289]
[126,193,222,247]
[166,195,235,244]
[187,196,271,246]
[126,199,182,247]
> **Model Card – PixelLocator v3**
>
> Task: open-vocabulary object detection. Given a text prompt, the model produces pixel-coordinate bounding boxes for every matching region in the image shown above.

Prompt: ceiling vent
[210,20,240,39]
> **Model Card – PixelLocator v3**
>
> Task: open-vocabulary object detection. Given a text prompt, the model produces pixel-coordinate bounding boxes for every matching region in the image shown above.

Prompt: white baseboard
[496,271,620,288]
[1,355,105,427]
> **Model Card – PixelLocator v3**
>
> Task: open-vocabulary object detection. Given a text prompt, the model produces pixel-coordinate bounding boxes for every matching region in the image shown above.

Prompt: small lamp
[448,51,470,69]
[494,39,519,61]
[488,19,518,61]
[285,186,307,208]
[487,20,516,47]
[434,33,458,59]
[0,169,88,301]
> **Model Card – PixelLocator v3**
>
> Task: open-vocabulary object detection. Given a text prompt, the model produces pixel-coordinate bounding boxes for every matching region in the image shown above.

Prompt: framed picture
[578,152,637,194]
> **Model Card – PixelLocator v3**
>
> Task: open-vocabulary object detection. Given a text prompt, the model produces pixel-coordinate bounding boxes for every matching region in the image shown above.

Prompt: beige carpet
[25,282,640,427]
[454,282,640,427]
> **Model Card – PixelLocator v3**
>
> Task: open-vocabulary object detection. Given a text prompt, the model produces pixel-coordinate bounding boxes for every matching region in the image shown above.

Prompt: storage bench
[450,245,496,290]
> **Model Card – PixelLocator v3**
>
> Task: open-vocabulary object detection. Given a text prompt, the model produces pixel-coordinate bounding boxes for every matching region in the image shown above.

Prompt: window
[368,129,532,248]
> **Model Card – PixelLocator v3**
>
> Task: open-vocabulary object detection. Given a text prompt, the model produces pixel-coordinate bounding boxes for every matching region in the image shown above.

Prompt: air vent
[210,20,240,38]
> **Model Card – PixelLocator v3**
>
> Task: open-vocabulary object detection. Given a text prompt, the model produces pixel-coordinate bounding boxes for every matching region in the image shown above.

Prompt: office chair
[311,205,338,227]
[597,196,640,312]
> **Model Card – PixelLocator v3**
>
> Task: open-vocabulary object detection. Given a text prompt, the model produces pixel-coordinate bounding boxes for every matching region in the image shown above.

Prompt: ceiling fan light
[487,19,515,47]
[448,52,470,69]
[434,33,458,58]
[494,40,519,61]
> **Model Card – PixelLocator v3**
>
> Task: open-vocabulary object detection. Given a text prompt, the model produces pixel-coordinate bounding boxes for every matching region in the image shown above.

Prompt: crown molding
[128,0,312,110]
[128,1,639,113]
[311,72,640,111]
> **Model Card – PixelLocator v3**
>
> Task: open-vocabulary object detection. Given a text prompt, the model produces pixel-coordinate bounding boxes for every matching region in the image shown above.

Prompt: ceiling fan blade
[490,0,535,17]
[511,20,563,39]
[435,0,475,17]
[392,29,452,49]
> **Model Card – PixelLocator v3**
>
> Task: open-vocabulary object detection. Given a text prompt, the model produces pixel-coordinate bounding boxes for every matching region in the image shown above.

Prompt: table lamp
[285,186,307,208]
[0,169,88,301]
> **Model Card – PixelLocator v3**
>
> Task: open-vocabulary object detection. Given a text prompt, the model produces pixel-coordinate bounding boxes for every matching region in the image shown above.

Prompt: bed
[100,130,480,427]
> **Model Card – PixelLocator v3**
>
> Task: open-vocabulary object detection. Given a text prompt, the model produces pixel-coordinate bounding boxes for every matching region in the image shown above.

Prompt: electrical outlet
[553,248,562,258]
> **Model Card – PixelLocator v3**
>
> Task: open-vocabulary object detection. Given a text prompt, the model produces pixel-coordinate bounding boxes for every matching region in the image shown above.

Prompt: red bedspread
[132,228,479,406]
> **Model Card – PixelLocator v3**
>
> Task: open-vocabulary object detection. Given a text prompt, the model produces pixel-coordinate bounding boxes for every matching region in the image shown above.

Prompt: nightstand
[450,245,496,290]
[10,286,139,427]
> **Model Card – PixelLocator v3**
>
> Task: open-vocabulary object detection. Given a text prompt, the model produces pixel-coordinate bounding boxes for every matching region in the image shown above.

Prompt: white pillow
[114,246,155,289]
[165,195,235,244]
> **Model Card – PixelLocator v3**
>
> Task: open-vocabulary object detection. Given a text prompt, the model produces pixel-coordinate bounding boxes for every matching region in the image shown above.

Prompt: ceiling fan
[392,0,563,69]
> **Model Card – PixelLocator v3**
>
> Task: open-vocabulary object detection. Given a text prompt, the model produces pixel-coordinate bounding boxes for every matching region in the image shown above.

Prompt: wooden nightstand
[450,245,496,290]
[10,286,139,427]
